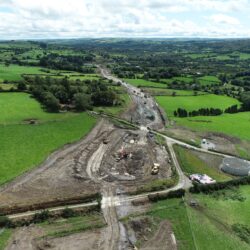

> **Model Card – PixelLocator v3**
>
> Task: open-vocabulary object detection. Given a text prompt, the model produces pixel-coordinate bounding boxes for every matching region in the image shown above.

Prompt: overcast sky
[0,0,250,39]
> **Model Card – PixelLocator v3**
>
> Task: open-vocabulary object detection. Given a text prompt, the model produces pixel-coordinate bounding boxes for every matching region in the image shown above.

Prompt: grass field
[197,75,221,85]
[0,113,97,185]
[155,94,240,117]
[0,93,97,185]
[149,186,250,250]
[175,112,250,141]
[94,93,131,115]
[0,64,48,82]
[0,229,12,250]
[162,76,193,84]
[124,78,167,88]
[188,185,250,250]
[149,199,195,250]
[0,93,78,125]
[174,145,232,182]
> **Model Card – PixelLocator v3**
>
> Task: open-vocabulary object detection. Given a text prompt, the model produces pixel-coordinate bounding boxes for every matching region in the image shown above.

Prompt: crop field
[150,186,250,250]
[155,94,240,116]
[174,145,232,182]
[0,93,97,185]
[0,64,49,82]
[123,78,167,88]
[175,112,250,141]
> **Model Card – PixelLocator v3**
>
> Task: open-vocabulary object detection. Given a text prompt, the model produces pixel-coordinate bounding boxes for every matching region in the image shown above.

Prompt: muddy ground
[124,216,177,250]
[5,224,104,250]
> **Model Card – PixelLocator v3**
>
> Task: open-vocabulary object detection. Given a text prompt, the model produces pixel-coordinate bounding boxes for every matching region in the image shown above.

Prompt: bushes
[61,208,77,218]
[232,224,250,244]
[148,189,185,202]
[32,210,50,223]
[189,176,250,194]
[0,216,13,228]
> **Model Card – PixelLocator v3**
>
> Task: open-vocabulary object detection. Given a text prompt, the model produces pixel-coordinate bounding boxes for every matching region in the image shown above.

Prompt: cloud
[0,0,249,39]
[209,14,240,25]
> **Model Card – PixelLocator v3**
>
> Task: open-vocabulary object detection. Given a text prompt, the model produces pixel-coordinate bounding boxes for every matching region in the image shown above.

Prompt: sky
[0,0,250,39]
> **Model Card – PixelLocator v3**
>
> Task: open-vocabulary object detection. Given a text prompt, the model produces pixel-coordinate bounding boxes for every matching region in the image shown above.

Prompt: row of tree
[23,76,121,112]
[174,107,223,118]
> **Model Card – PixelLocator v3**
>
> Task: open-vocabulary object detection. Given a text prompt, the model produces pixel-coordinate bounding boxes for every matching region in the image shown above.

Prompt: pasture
[0,93,77,125]
[0,64,48,82]
[0,93,97,185]
[175,112,250,141]
[150,185,250,250]
[123,78,167,88]
[155,94,240,116]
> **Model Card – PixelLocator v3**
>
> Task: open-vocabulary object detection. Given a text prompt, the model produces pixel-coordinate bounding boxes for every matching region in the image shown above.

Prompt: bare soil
[0,120,112,212]
[125,216,177,250]
[5,225,104,250]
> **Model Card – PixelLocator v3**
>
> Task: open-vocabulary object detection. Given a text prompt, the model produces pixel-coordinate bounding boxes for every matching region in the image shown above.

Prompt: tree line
[22,76,121,112]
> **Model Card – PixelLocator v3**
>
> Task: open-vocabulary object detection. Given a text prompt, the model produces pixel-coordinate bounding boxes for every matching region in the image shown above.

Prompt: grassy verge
[0,229,12,250]
[41,213,105,238]
[174,145,232,182]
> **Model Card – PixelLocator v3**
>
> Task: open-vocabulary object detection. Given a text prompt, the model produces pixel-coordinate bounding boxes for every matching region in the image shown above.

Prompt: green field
[175,112,250,141]
[198,75,221,85]
[162,76,193,84]
[94,93,131,115]
[0,93,97,185]
[149,186,250,250]
[149,199,195,250]
[155,94,240,117]
[174,145,232,182]
[0,93,78,125]
[0,64,49,82]
[124,78,167,88]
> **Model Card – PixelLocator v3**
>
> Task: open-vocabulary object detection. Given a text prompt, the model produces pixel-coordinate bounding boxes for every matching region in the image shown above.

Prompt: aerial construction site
[1,66,250,250]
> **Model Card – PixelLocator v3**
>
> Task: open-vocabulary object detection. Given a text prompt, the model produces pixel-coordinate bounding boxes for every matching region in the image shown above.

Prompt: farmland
[123,78,167,88]
[175,112,250,141]
[0,93,78,124]
[155,94,240,117]
[0,64,48,82]
[0,92,97,185]
[149,186,250,250]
